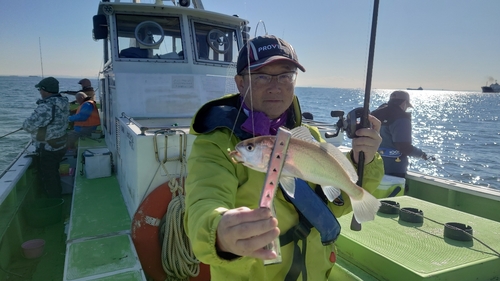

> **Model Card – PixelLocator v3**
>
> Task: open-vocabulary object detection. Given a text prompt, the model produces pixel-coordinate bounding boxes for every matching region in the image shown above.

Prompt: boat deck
[63,138,145,280]
[336,196,500,281]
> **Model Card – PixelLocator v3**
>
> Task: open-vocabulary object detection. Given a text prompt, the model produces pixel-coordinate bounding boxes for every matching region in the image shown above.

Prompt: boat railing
[120,112,191,135]
[407,170,500,201]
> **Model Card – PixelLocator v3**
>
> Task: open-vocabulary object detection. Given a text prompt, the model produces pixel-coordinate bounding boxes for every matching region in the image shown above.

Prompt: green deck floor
[336,196,500,281]
[63,139,145,280]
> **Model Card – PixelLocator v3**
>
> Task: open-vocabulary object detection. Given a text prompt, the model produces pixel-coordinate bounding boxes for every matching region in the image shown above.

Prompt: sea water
[1,76,499,190]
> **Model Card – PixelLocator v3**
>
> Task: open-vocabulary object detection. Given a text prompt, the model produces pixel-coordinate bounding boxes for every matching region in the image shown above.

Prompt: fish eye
[245,144,254,151]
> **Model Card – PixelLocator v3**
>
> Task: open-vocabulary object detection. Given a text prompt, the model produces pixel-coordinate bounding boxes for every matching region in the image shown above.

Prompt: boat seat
[63,138,145,280]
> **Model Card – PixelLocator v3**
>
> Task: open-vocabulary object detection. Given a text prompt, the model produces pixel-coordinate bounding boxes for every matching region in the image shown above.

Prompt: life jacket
[74,100,100,127]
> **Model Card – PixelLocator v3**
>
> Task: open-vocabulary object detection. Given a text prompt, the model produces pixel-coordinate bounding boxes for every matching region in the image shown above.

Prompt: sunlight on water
[297,88,500,190]
[1,78,499,191]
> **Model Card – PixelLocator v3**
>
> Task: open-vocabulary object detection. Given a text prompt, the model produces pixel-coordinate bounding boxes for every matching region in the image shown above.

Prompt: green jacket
[184,94,384,281]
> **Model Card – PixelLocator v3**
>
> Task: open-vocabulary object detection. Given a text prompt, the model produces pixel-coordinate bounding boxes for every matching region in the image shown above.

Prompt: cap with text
[236,35,305,74]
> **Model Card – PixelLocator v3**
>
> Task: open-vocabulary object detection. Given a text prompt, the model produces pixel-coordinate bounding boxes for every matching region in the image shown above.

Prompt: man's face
[76,96,85,104]
[235,61,297,120]
[38,88,50,98]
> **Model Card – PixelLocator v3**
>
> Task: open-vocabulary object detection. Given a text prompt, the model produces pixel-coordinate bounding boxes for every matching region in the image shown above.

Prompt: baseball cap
[236,35,305,74]
[78,78,92,88]
[35,77,59,93]
[390,90,413,108]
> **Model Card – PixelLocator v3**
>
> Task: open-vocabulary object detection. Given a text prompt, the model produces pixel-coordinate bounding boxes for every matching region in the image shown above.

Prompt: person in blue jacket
[371,90,429,178]
[67,92,101,150]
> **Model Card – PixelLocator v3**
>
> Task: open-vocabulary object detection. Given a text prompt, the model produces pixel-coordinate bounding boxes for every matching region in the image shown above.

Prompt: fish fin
[279,176,296,198]
[290,126,317,142]
[350,189,381,223]
[322,186,342,202]
[319,142,358,183]
[290,125,358,183]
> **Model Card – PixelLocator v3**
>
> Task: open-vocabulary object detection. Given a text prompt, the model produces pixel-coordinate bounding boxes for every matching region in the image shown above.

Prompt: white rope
[161,178,200,280]
[158,133,200,280]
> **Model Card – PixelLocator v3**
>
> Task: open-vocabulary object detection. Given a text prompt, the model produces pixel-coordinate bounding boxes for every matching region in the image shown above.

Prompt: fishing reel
[324,107,366,140]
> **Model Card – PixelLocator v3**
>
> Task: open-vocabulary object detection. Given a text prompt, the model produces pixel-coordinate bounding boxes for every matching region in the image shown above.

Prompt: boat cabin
[92,0,249,214]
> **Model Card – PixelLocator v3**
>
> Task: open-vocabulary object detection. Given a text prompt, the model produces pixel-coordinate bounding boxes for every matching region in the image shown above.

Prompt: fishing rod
[325,0,380,231]
[39,37,44,78]
[0,128,23,139]
[350,0,380,231]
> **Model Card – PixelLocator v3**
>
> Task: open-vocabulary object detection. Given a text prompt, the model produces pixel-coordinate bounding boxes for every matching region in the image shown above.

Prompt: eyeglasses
[241,71,297,85]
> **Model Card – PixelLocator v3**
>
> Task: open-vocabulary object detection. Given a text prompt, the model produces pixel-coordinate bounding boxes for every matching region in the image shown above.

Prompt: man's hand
[216,207,279,260]
[351,114,382,164]
[421,153,429,161]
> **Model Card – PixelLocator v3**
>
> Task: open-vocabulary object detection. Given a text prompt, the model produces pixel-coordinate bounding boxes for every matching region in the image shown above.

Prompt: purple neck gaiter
[240,99,288,136]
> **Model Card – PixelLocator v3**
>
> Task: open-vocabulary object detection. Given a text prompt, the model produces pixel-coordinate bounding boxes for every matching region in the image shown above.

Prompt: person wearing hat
[22,77,69,198]
[371,90,429,179]
[184,35,384,280]
[78,78,96,100]
[67,91,101,151]
[62,78,96,101]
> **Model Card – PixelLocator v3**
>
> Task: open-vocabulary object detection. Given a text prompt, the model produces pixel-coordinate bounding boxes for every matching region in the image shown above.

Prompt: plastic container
[21,239,45,259]
[24,198,64,228]
[83,148,112,179]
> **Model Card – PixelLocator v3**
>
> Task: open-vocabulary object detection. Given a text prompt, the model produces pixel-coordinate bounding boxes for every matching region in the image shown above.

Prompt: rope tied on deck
[156,131,200,280]
[160,177,200,280]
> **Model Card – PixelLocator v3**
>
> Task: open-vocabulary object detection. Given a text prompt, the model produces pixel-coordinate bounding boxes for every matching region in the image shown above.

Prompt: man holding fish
[184,35,384,280]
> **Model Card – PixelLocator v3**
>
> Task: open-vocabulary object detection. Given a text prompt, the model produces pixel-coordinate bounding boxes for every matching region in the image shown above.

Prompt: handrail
[120,112,190,135]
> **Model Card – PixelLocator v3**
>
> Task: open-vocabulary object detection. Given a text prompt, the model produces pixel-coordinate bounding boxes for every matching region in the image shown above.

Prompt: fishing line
[0,128,23,139]
[379,201,500,257]
[226,22,265,149]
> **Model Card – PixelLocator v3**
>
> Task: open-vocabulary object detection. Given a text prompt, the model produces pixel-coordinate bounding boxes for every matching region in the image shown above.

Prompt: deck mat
[336,196,500,280]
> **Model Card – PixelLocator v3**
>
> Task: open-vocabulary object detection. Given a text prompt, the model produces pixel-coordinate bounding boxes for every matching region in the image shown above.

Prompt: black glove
[421,153,429,161]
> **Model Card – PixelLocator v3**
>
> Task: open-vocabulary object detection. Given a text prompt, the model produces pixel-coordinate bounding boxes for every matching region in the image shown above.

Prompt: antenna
[39,37,44,78]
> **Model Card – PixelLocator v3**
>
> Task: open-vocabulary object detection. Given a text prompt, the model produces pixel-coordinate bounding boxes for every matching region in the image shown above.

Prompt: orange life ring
[131,181,210,281]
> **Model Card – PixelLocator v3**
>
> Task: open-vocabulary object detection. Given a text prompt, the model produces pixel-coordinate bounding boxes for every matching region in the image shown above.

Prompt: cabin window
[115,14,184,60]
[192,22,239,65]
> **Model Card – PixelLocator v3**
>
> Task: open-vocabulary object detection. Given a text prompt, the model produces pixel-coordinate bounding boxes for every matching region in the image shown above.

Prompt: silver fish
[230,126,381,223]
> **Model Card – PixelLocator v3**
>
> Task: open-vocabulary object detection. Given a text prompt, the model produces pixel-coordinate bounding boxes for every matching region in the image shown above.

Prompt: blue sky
[1,0,499,91]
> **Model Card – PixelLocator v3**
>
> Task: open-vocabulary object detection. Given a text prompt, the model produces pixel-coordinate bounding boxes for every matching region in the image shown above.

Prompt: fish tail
[350,189,381,223]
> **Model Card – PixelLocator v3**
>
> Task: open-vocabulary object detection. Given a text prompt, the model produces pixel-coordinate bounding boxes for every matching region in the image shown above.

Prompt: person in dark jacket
[371,90,429,178]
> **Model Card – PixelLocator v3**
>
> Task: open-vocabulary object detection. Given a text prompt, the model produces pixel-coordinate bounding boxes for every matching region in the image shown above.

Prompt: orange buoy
[131,181,210,281]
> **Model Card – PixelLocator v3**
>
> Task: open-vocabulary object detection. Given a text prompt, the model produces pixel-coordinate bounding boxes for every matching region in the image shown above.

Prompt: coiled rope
[155,131,200,280]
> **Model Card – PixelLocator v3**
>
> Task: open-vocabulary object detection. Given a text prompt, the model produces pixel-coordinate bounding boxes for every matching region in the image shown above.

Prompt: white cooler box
[373,175,406,198]
[82,148,112,179]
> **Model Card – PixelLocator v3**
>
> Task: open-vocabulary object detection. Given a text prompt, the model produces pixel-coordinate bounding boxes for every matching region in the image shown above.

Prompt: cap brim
[249,56,306,73]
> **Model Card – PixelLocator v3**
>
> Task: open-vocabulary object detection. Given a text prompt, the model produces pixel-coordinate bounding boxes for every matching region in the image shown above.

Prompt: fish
[229,126,381,223]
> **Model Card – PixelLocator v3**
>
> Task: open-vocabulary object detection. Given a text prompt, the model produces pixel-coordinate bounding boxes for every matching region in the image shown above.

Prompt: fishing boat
[406,86,423,90]
[481,80,500,93]
[1,1,499,280]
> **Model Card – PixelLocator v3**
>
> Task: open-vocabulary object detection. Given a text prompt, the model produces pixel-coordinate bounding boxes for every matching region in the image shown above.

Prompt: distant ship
[407,87,423,90]
[481,80,500,93]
